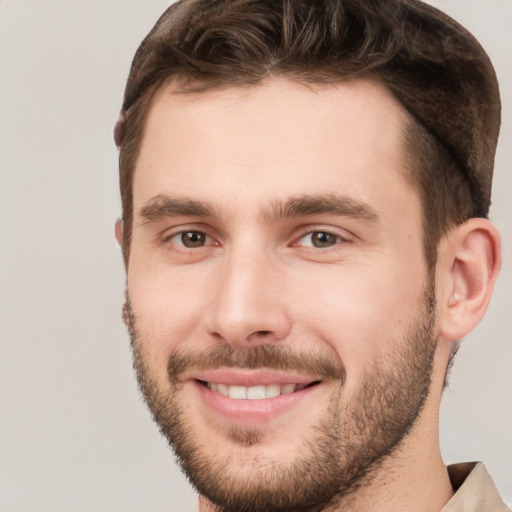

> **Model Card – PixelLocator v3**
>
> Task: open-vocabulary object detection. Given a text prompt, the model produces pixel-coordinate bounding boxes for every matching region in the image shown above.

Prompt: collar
[441,462,510,512]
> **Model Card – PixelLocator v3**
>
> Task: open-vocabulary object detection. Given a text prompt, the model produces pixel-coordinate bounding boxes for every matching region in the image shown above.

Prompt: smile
[202,381,311,399]
[190,370,325,424]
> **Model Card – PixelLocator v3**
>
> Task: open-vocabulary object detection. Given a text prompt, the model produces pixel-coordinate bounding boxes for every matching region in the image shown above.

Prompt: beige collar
[441,462,510,512]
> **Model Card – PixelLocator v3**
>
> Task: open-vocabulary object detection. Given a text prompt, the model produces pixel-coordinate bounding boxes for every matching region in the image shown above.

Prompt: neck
[324,422,453,512]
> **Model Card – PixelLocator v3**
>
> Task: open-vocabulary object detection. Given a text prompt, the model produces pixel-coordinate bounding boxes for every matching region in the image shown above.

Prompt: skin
[118,78,500,512]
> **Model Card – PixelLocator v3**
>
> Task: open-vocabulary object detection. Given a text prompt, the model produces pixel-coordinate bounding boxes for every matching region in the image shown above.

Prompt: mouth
[191,371,324,425]
[197,380,321,399]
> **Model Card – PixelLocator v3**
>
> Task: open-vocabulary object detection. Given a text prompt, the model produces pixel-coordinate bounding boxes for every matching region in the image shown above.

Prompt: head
[114,1,501,511]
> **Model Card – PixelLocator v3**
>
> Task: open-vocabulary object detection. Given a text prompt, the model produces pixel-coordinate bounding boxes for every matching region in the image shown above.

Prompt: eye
[298,230,344,248]
[167,230,213,248]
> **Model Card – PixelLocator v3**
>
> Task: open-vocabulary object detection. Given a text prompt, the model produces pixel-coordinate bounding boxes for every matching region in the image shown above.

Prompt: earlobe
[438,218,501,341]
[115,217,123,245]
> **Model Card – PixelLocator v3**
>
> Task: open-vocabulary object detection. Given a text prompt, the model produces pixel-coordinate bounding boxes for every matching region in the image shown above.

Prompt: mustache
[167,343,345,384]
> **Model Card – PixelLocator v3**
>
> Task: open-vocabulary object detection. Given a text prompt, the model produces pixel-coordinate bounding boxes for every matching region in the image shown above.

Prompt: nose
[205,249,292,348]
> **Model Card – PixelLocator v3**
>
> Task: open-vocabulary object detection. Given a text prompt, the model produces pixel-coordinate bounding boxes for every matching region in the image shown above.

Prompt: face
[125,79,438,512]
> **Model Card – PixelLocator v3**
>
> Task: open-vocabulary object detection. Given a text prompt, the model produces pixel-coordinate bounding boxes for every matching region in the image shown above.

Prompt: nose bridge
[207,241,290,346]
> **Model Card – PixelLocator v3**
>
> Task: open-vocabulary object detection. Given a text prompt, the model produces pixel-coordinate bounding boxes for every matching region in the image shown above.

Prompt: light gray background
[0,1,510,511]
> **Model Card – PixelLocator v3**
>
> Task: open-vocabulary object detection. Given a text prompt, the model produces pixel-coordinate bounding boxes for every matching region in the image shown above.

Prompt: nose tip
[208,306,290,348]
[205,258,292,348]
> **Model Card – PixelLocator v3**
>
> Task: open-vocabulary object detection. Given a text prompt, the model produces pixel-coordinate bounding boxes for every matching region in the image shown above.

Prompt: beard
[125,283,437,512]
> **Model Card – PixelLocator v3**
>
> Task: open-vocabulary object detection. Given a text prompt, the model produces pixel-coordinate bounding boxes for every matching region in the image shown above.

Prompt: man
[113,0,509,510]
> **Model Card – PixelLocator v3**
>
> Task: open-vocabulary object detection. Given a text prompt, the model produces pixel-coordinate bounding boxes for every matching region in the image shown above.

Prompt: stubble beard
[126,283,437,512]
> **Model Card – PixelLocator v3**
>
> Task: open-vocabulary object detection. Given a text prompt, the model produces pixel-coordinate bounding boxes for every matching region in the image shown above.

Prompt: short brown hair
[115,0,501,268]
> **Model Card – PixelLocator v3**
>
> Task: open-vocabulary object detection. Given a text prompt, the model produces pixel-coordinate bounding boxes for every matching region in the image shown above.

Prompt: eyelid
[291,225,354,247]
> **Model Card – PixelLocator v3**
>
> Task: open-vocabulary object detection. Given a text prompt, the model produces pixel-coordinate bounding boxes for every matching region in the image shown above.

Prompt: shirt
[442,462,511,512]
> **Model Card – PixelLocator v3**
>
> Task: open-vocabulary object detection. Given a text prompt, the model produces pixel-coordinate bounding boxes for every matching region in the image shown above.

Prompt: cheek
[127,261,213,374]
[292,262,426,378]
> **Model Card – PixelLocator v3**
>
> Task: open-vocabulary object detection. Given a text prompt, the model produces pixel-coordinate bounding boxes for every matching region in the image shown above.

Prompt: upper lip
[190,369,322,387]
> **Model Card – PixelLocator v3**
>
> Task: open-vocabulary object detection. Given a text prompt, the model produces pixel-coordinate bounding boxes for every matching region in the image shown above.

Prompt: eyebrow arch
[265,194,380,223]
[139,194,219,224]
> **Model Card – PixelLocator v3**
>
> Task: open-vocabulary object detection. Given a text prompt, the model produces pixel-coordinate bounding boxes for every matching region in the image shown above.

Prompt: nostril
[255,330,271,336]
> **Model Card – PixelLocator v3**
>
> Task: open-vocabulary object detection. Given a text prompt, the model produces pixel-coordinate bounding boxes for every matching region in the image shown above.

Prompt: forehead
[133,77,416,220]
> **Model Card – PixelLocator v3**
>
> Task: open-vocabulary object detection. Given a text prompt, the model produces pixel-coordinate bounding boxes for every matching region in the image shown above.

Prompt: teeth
[281,383,296,394]
[265,384,281,398]
[206,382,303,399]
[247,385,266,399]
[228,385,247,399]
[217,384,229,397]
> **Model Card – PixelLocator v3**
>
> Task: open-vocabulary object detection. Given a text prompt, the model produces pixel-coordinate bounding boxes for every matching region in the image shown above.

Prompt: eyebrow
[139,195,219,224]
[265,194,380,223]
[139,193,380,225]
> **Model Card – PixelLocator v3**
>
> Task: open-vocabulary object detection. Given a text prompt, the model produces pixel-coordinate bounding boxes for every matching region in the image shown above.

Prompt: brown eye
[180,231,207,248]
[312,232,338,247]
[300,231,341,248]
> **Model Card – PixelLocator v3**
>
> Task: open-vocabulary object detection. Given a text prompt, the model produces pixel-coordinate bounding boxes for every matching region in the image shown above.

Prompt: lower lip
[194,381,320,425]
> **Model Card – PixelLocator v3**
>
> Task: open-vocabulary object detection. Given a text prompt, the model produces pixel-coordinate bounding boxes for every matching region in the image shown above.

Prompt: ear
[437,218,501,341]
[115,217,123,245]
